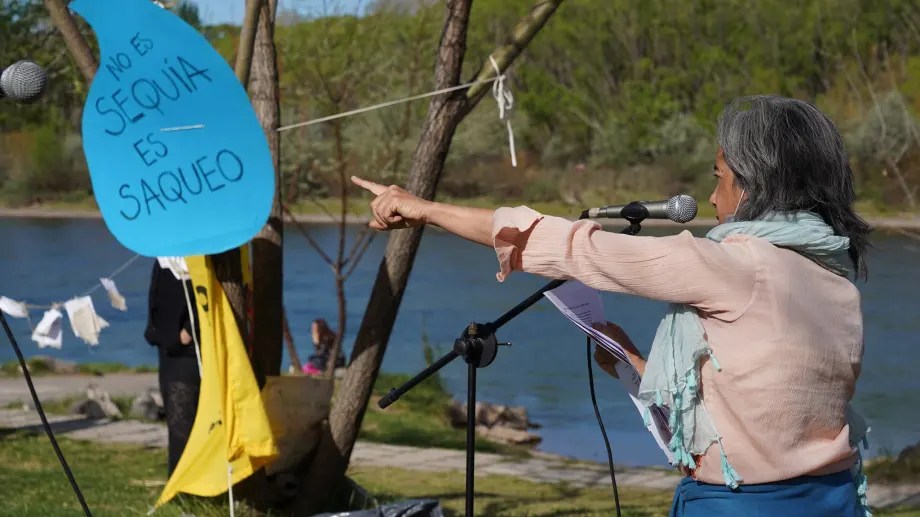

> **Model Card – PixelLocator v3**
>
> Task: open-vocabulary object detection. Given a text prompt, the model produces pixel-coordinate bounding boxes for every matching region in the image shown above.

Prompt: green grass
[0,358,156,377]
[0,432,222,516]
[0,431,672,517]
[360,372,519,455]
[2,433,916,517]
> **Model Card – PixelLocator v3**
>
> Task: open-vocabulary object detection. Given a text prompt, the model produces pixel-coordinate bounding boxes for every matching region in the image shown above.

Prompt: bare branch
[884,158,918,209]
[282,308,303,372]
[465,0,565,105]
[852,30,887,144]
[879,48,919,209]
[344,230,376,279]
[304,190,338,222]
[43,0,97,82]
[282,204,335,265]
[343,226,370,266]
[235,0,264,86]
[901,11,920,45]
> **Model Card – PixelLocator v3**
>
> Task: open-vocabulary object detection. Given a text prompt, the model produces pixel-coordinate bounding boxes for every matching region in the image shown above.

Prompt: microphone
[582,194,698,223]
[1,60,48,103]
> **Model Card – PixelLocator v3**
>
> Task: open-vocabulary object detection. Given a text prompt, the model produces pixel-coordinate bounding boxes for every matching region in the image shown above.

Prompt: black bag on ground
[312,499,443,517]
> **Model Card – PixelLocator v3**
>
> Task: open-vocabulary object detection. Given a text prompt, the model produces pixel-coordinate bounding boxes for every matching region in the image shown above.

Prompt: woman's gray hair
[716,95,872,279]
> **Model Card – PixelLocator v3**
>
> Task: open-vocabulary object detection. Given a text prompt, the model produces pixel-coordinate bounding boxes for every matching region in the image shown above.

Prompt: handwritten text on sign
[73,0,273,257]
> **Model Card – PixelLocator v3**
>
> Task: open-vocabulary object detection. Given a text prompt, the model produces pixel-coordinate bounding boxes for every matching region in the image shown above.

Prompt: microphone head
[1,60,48,103]
[666,194,697,223]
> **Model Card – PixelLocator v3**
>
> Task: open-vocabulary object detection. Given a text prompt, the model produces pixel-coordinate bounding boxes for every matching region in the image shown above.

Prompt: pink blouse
[492,206,862,484]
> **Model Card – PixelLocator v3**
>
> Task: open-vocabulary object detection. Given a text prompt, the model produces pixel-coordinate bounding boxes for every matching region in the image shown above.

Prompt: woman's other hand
[591,321,646,377]
[351,176,431,231]
[180,328,192,345]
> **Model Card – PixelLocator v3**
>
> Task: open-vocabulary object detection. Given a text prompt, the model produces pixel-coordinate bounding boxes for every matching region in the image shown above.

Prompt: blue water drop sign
[72,0,273,257]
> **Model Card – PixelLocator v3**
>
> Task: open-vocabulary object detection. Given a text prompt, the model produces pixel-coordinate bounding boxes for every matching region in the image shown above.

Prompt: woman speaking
[352,95,873,516]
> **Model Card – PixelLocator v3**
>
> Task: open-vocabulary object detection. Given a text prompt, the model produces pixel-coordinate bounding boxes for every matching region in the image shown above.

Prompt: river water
[0,217,917,467]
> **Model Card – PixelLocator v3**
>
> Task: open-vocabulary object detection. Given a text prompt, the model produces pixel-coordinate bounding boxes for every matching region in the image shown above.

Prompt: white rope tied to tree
[275,77,497,132]
[275,61,519,167]
[489,55,517,167]
[19,254,141,312]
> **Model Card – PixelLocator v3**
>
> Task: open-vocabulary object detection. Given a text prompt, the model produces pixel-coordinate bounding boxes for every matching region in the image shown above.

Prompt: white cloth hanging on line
[100,278,128,311]
[0,296,29,319]
[32,307,64,349]
[64,297,109,346]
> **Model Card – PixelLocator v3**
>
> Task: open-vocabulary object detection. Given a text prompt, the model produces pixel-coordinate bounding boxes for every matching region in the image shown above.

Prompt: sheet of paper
[543,281,630,362]
[544,280,674,464]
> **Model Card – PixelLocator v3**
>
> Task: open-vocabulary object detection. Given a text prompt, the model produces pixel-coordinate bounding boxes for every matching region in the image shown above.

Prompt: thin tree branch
[852,30,887,146]
[344,230,376,279]
[282,307,303,372]
[343,226,370,266]
[42,0,96,82]
[282,204,335,265]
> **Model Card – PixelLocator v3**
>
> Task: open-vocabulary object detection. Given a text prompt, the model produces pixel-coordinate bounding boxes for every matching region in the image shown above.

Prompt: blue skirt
[670,470,863,517]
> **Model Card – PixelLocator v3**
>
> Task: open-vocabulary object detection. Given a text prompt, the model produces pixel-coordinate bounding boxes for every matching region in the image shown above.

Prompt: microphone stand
[377,213,647,517]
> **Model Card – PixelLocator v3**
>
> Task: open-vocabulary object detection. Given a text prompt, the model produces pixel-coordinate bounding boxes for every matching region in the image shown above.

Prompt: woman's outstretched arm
[351,176,494,247]
[352,175,757,316]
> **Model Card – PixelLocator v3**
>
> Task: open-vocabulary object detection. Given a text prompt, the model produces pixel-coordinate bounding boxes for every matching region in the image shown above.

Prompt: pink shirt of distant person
[491,205,863,484]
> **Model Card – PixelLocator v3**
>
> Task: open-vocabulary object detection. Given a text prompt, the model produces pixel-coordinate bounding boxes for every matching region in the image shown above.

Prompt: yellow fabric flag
[153,253,278,510]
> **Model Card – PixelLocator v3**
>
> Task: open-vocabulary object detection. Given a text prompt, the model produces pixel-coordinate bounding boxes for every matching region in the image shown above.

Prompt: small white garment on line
[31,308,64,349]
[0,296,29,319]
[64,296,109,346]
[100,277,127,311]
[157,257,189,281]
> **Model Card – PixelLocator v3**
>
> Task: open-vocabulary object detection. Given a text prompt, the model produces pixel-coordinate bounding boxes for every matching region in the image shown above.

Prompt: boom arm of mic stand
[377,277,565,410]
[378,350,459,409]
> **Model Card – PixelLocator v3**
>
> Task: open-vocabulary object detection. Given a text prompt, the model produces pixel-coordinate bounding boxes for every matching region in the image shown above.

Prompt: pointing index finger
[351,176,387,196]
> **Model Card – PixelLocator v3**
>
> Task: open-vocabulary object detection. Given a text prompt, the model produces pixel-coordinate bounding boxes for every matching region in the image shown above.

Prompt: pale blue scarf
[637,211,871,513]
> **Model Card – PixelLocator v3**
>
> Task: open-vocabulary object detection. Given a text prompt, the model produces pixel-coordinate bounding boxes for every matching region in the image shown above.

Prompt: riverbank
[2,203,918,230]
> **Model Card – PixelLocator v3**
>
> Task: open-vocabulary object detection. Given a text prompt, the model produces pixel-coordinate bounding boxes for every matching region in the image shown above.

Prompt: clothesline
[0,253,143,350]
[277,56,517,166]
[20,254,141,310]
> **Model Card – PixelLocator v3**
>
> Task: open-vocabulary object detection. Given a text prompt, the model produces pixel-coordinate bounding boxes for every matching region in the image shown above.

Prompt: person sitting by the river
[302,318,345,375]
[144,257,200,477]
[351,95,873,516]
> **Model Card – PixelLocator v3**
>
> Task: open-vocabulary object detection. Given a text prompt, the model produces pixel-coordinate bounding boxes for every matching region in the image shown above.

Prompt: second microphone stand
[377,213,647,517]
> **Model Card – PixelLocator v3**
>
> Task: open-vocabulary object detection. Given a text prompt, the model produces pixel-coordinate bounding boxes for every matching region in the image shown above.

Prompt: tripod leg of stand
[466,361,476,517]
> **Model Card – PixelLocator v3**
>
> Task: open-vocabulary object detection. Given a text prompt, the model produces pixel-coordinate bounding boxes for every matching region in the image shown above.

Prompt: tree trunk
[43,0,96,82]
[211,247,248,331]
[213,1,280,512]
[249,0,284,387]
[282,309,303,372]
[293,0,565,513]
[234,0,264,88]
